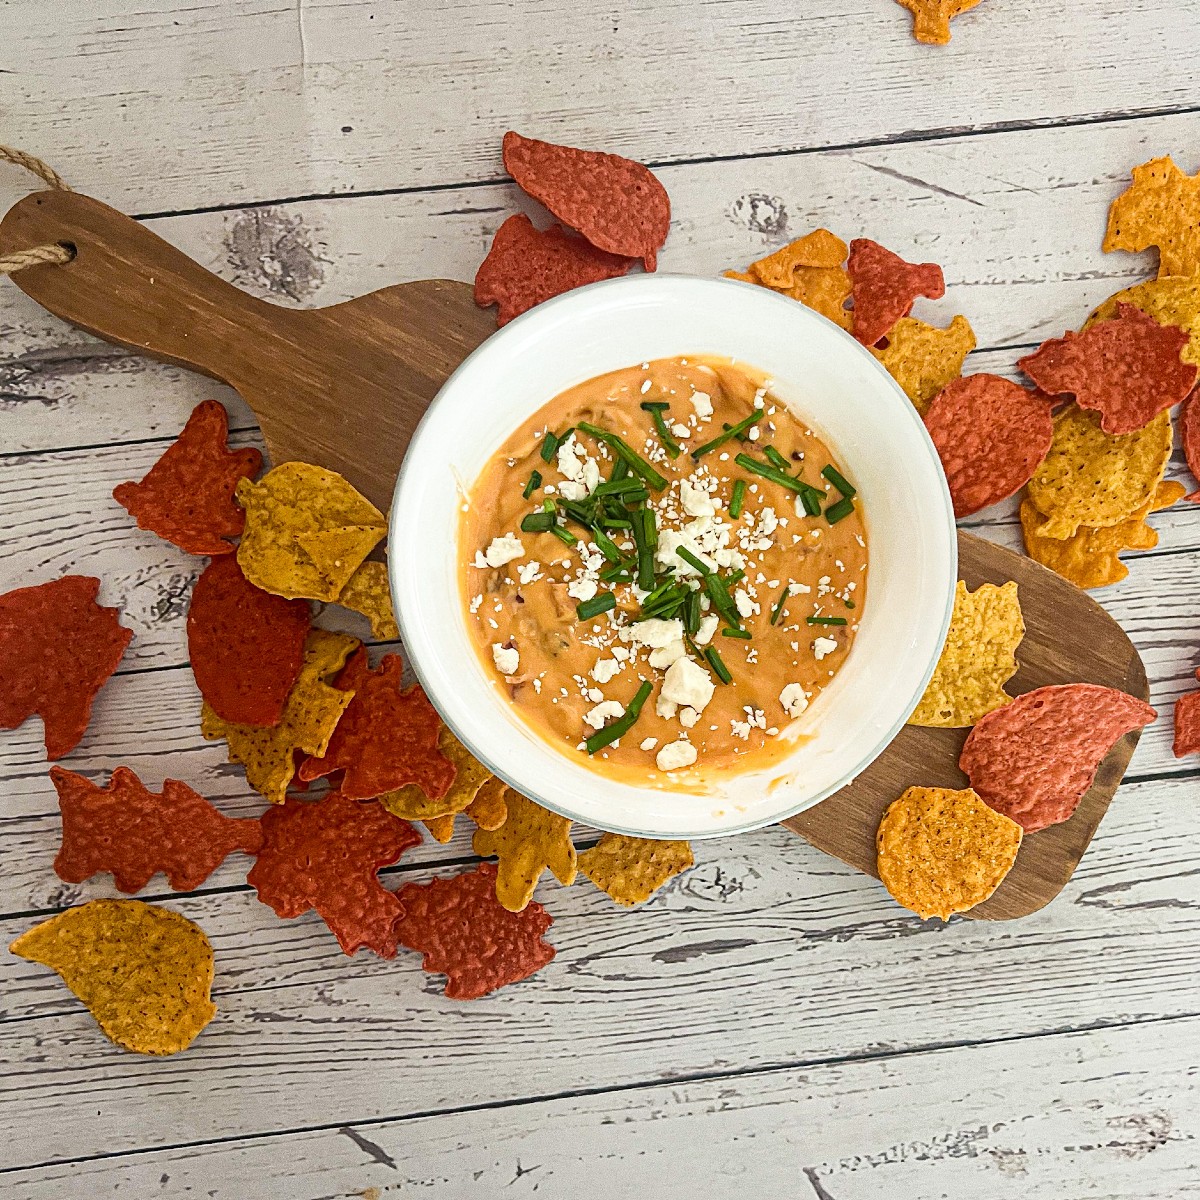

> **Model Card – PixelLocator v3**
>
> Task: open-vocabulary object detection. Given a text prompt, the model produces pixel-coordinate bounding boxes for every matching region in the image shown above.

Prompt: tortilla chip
[1181,385,1200,500]
[847,238,945,347]
[473,789,577,912]
[1174,690,1200,757]
[235,463,386,601]
[52,765,262,894]
[422,815,457,843]
[393,863,556,1000]
[415,777,508,844]
[201,629,359,804]
[1018,304,1196,434]
[894,0,982,44]
[872,315,976,415]
[876,786,1021,920]
[379,727,491,820]
[186,556,310,727]
[960,684,1156,832]
[1020,480,1186,589]
[502,131,670,270]
[336,561,399,640]
[577,833,694,906]
[0,576,133,760]
[112,400,262,556]
[247,789,421,957]
[1104,156,1200,279]
[1088,274,1200,366]
[10,899,216,1055]
[923,374,1054,517]
[746,229,848,286]
[1025,405,1172,539]
[909,580,1023,727]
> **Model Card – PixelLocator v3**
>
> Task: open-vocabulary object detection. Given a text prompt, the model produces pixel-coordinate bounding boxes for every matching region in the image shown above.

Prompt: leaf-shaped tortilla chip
[577,834,694,906]
[1104,156,1200,279]
[894,0,982,44]
[872,315,976,414]
[336,561,400,640]
[473,789,576,912]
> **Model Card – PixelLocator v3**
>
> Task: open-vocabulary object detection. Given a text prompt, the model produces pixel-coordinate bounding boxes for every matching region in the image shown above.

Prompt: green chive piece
[807,615,848,626]
[727,568,746,586]
[798,485,824,517]
[704,646,733,684]
[522,470,542,499]
[599,564,632,583]
[631,509,656,590]
[539,431,558,463]
[639,400,670,411]
[578,422,668,491]
[770,585,792,626]
[640,578,675,609]
[703,574,741,628]
[641,402,682,459]
[593,528,623,563]
[844,599,856,610]
[611,457,630,482]
[821,464,856,499]
[520,511,555,533]
[675,546,711,575]
[722,628,752,640]
[577,592,617,621]
[691,410,763,460]
[550,526,577,546]
[825,496,856,524]
[601,517,632,529]
[592,476,642,498]
[729,479,746,519]
[622,488,651,504]
[684,590,702,636]
[764,446,792,472]
[641,506,658,551]
[734,453,810,495]
[585,680,653,754]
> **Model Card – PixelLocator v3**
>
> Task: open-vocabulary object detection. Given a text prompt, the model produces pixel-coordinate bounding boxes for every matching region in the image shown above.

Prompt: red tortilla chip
[959,684,1156,832]
[247,788,421,956]
[52,765,263,893]
[502,131,670,269]
[847,238,946,347]
[1174,690,1200,757]
[393,863,556,999]
[298,650,455,801]
[474,214,633,327]
[1182,385,1200,501]
[187,557,310,727]
[923,375,1055,517]
[113,401,262,556]
[0,576,132,760]
[1018,304,1197,435]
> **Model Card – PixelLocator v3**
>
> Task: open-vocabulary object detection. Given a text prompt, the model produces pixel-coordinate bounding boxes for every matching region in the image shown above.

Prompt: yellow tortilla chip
[746,229,848,287]
[577,834,694,906]
[909,580,1023,727]
[876,786,1022,920]
[422,814,456,843]
[1088,274,1200,366]
[10,899,215,1055]
[417,776,508,843]
[235,462,387,601]
[1104,156,1200,279]
[379,727,491,820]
[1020,479,1186,589]
[784,265,854,330]
[202,629,359,804]
[895,0,982,44]
[1025,405,1172,539]
[337,561,399,640]
[473,789,576,912]
[872,315,976,414]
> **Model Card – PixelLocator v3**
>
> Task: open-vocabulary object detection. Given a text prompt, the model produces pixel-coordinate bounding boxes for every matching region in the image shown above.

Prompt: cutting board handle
[0,189,281,385]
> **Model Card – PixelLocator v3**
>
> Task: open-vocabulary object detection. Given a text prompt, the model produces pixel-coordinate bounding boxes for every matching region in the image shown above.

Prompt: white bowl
[390,275,957,839]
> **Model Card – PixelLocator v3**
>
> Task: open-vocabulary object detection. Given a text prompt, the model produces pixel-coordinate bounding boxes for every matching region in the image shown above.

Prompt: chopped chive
[585,680,653,754]
[642,592,688,621]
[684,590,702,636]
[704,646,733,684]
[639,400,670,411]
[844,598,856,609]
[578,422,668,490]
[640,578,675,609]
[729,479,746,519]
[599,563,632,583]
[539,431,558,463]
[641,402,682,459]
[764,446,792,472]
[550,526,577,546]
[825,496,856,524]
[601,517,632,529]
[807,615,848,626]
[592,476,643,498]
[703,574,741,628]
[622,488,650,504]
[770,585,792,626]
[520,511,556,533]
[522,470,542,499]
[797,485,824,517]
[691,410,763,460]
[722,628,752,640]
[675,546,712,575]
[611,457,630,482]
[734,453,809,495]
[558,499,593,526]
[576,592,617,621]
[727,568,746,586]
[641,506,658,551]
[631,508,656,590]
[821,464,856,498]
[593,528,623,563]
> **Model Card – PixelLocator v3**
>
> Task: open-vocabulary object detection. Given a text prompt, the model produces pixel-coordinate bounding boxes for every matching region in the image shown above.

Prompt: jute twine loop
[0,146,76,276]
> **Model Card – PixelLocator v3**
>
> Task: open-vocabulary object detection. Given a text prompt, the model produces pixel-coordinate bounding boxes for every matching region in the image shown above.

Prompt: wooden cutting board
[1,189,1148,920]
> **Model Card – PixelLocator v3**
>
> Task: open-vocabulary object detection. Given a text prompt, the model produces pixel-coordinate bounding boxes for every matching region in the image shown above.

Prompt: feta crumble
[656,740,697,771]
[481,534,524,568]
[492,643,519,675]
[780,684,809,718]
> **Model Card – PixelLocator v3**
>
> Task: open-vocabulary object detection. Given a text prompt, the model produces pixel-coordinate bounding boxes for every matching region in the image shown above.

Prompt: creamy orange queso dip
[461,356,869,780]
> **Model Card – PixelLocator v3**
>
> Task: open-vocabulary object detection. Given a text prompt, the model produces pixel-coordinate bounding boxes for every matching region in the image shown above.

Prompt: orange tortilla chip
[727,233,853,330]
[422,815,457,843]
[895,0,982,45]
[909,580,1023,727]
[336,561,399,640]
[1020,480,1186,589]
[577,834,694,906]
[876,786,1022,920]
[9,899,215,1055]
[473,789,576,912]
[379,727,492,821]
[1104,156,1200,279]
[418,777,509,844]
[872,315,976,414]
[201,629,359,804]
[1088,275,1200,367]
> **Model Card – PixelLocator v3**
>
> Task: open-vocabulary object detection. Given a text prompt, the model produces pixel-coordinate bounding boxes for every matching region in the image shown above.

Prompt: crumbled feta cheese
[813,636,838,661]
[558,480,588,501]
[584,699,625,729]
[661,656,715,714]
[747,426,760,441]
[483,534,524,568]
[640,379,652,394]
[592,658,621,685]
[491,643,519,675]
[780,684,809,718]
[690,390,713,420]
[648,639,688,670]
[640,737,658,751]
[730,720,751,740]
[611,645,631,662]
[624,617,685,649]
[679,706,700,729]
[672,422,691,439]
[734,588,759,619]
[694,614,720,646]
[656,740,697,771]
[680,477,717,518]
[567,577,598,602]
[656,696,679,720]
[469,594,483,614]
[587,688,603,704]
[516,561,542,585]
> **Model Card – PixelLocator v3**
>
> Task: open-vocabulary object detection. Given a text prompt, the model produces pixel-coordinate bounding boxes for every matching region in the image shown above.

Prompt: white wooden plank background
[2,2,1200,1195]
